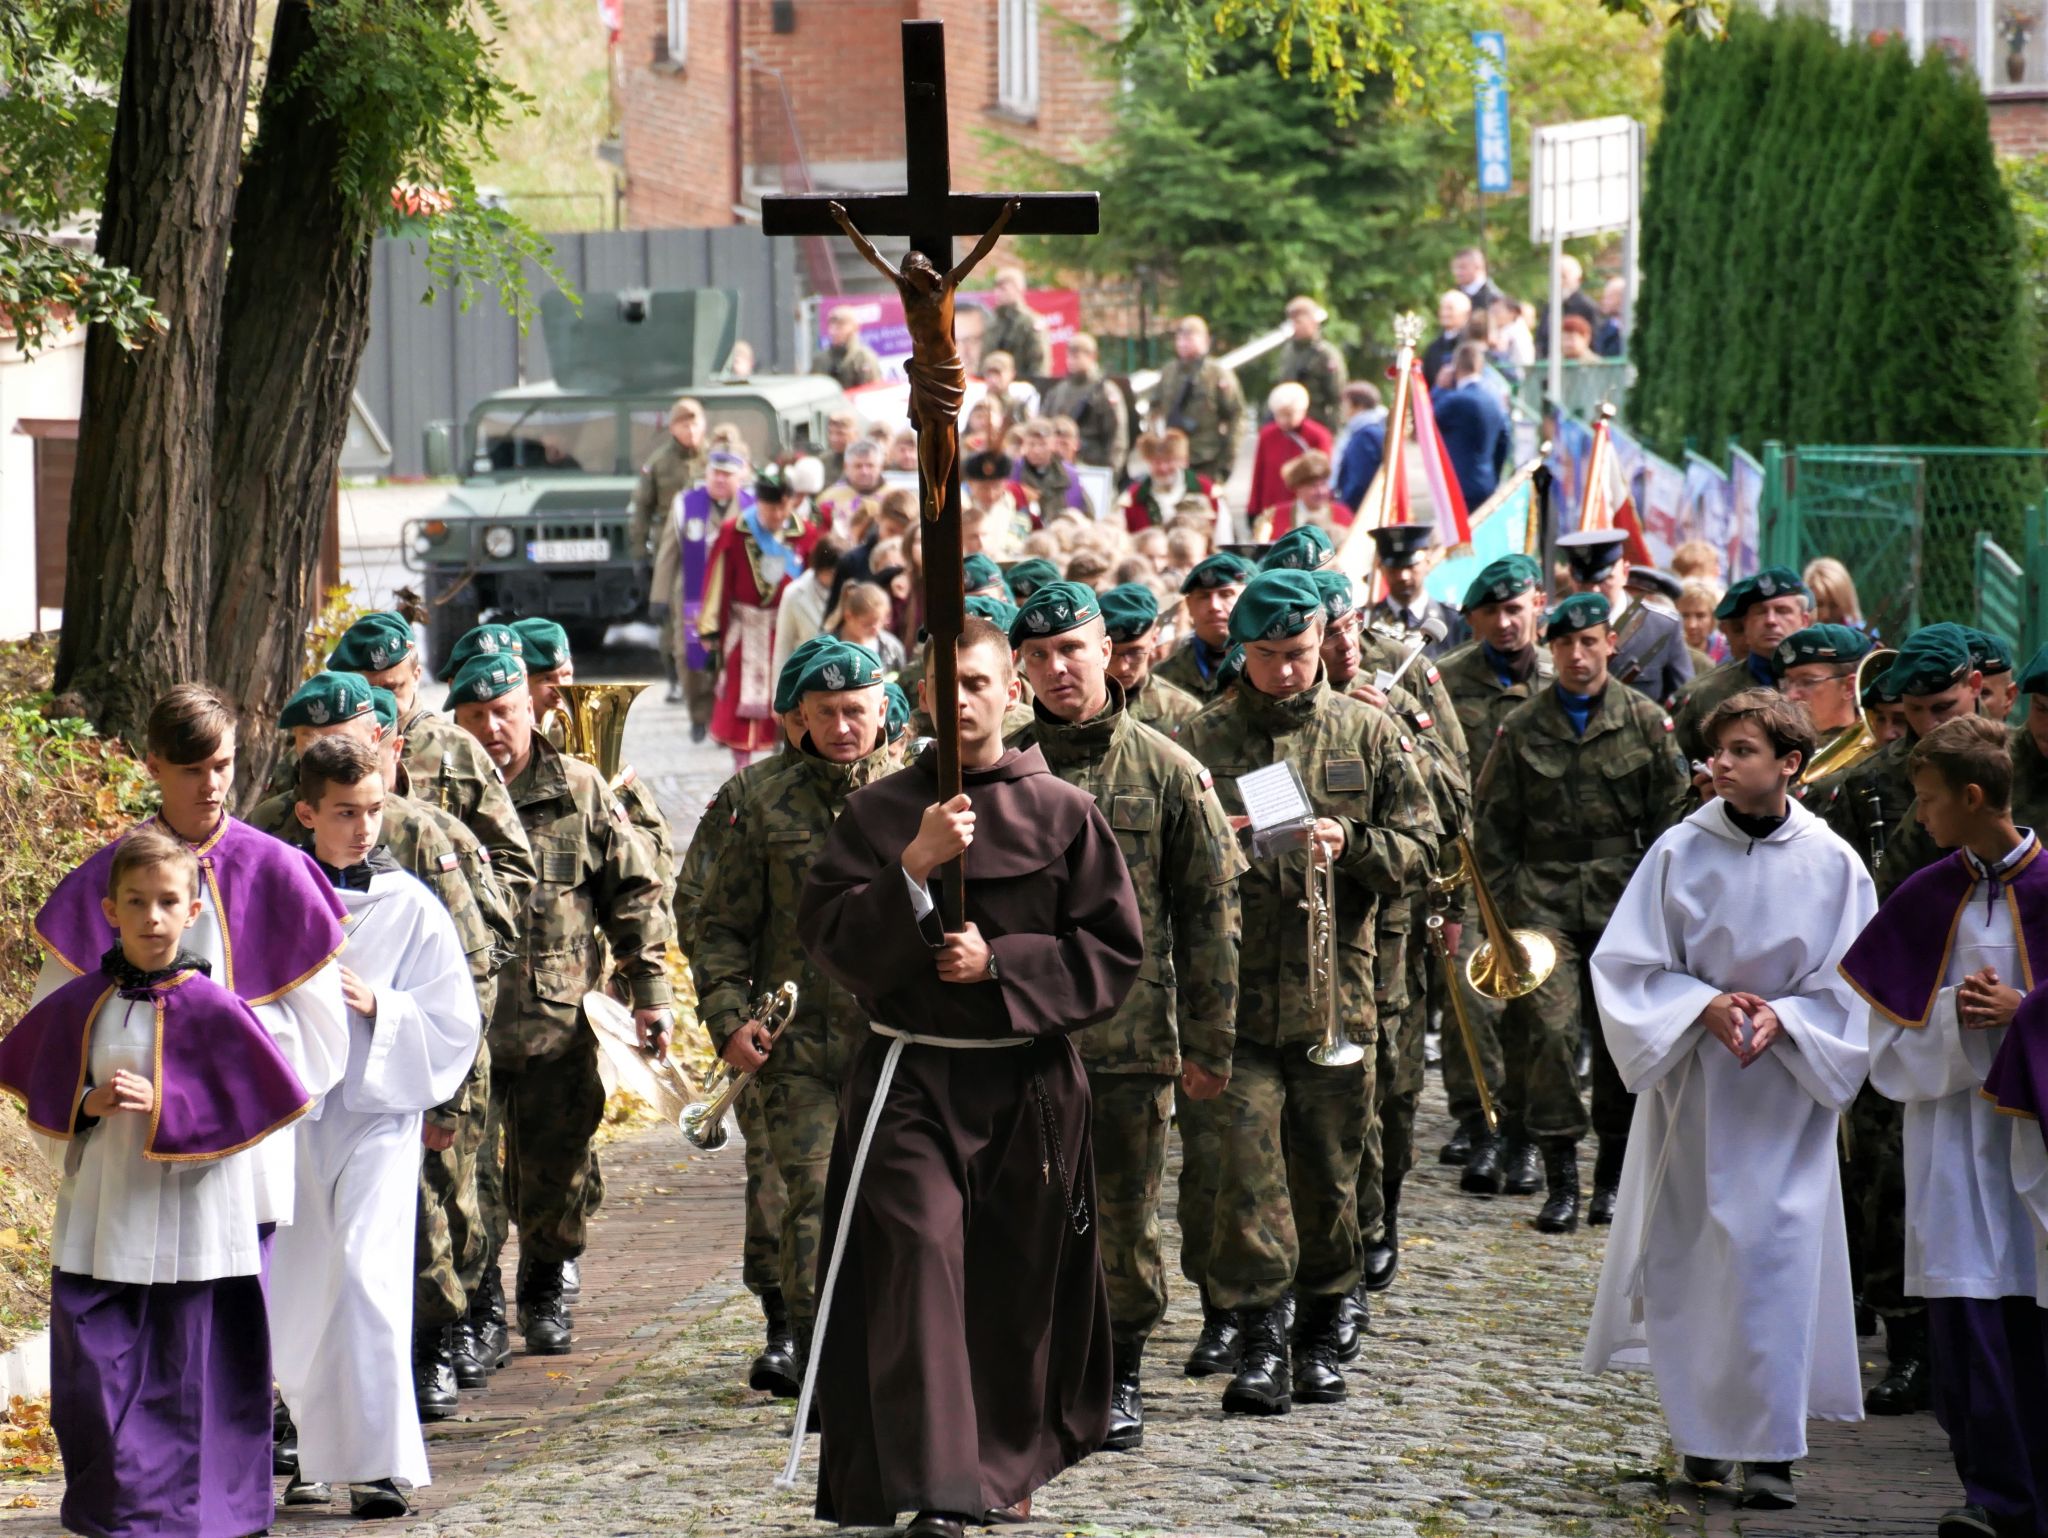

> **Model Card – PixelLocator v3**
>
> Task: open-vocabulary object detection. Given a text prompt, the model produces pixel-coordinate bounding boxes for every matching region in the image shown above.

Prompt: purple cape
[1985,986,2048,1155]
[33,816,346,1004]
[676,486,753,672]
[0,969,309,1158]
[1840,843,2048,1027]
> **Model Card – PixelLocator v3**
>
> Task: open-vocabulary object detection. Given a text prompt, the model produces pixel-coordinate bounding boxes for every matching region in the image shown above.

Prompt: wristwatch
[985,954,1001,982]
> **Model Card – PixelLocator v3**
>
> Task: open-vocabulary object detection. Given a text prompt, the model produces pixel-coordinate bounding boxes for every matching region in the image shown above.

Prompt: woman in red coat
[1244,380,1333,537]
[698,466,824,766]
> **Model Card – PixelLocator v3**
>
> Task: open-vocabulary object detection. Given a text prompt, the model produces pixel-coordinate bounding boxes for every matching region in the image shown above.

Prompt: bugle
[1302,843,1365,1068]
[681,982,800,1152]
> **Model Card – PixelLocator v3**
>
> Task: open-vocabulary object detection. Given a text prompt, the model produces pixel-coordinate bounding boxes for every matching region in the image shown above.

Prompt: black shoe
[1460,1127,1506,1194]
[1184,1290,1242,1378]
[1501,1134,1543,1197]
[1866,1312,1930,1415]
[1361,1178,1401,1292]
[348,1479,409,1519]
[1438,1120,1475,1165]
[1935,1506,2000,1538]
[665,682,685,705]
[1289,1293,1348,1405]
[689,721,708,744]
[450,1312,489,1391]
[273,1401,298,1477]
[748,1289,801,1398]
[283,1474,331,1506]
[1534,1141,1580,1234]
[1741,1461,1796,1510]
[1330,1287,1361,1363]
[469,1266,512,1371]
[1588,1134,1626,1227]
[1220,1304,1291,1415]
[1855,1299,1877,1337]
[517,1256,574,1355]
[413,1321,459,1422]
[1102,1339,1145,1452]
[1343,1279,1371,1348]
[1682,1455,1735,1486]
[905,1515,969,1538]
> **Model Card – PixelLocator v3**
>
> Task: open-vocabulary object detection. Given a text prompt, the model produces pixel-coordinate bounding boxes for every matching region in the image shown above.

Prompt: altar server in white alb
[1587,690,1873,1514]
[270,737,482,1519]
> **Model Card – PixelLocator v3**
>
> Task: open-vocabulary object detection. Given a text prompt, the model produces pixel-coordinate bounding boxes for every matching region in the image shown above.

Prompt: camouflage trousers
[1174,1082,1228,1291]
[733,1077,787,1297]
[659,612,716,730]
[1207,1037,1370,1312]
[1842,1082,1919,1321]
[1438,917,1505,1130]
[1498,929,1631,1144]
[416,1039,493,1325]
[1086,1069,1175,1347]
[1358,930,1428,1244]
[763,1069,839,1334]
[478,1027,607,1267]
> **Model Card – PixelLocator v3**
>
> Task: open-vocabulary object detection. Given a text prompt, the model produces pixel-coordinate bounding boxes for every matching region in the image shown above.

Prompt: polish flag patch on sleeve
[1198,768,1214,792]
[1661,716,1675,732]
[439,852,461,872]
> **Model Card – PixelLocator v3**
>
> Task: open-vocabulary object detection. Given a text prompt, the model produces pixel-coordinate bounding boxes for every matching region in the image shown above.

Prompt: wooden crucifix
[762,19,1097,930]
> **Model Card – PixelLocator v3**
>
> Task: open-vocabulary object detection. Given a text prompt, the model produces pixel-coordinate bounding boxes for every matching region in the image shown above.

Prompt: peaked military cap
[1556,528,1629,582]
[1624,566,1684,602]
[1369,523,1435,570]
[964,449,1013,482]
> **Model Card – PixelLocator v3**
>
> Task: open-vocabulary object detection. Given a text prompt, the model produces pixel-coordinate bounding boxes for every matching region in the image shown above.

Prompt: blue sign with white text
[1473,32,1511,195]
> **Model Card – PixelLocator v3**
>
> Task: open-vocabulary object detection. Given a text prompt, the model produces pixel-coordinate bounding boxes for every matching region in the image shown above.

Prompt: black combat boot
[1183,1288,1242,1378]
[1290,1293,1348,1405]
[450,1309,489,1391]
[273,1398,299,1476]
[1343,1278,1371,1344]
[1501,1124,1543,1196]
[1361,1174,1402,1292]
[560,1257,582,1300]
[1102,1339,1145,1452]
[468,1265,512,1372]
[1535,1140,1581,1234]
[1438,1119,1475,1165]
[517,1255,574,1355]
[1460,1120,1506,1194]
[1865,1310,1931,1415]
[749,1288,801,1398]
[1330,1284,1361,1363]
[1220,1304,1291,1416]
[1588,1135,1627,1227]
[413,1320,459,1422]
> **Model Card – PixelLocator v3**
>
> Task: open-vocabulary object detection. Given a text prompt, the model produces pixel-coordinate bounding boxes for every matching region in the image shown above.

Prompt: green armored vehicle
[403,287,847,659]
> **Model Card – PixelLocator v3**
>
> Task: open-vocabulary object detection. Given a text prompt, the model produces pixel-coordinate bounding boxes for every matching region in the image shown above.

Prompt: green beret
[1542,592,1611,641]
[1181,552,1257,594]
[1460,554,1542,614]
[510,617,571,672]
[1004,558,1062,601]
[1009,580,1103,648]
[788,637,886,700]
[1863,666,1903,709]
[2019,643,2048,697]
[963,553,1012,599]
[1713,566,1809,621]
[884,681,912,737]
[1219,644,1246,683]
[1098,583,1161,642]
[1258,525,1336,573]
[445,653,527,708]
[1310,570,1356,623]
[1770,623,1872,678]
[326,611,416,674]
[1227,570,1326,646]
[368,686,400,733]
[437,623,524,683]
[280,671,377,731]
[1965,626,2014,676]
[1882,623,1974,698]
[774,635,839,714]
[965,594,1019,634]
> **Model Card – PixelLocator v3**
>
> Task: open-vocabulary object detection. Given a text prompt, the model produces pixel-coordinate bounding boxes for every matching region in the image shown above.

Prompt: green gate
[1762,447,1925,635]
[1977,532,2025,652]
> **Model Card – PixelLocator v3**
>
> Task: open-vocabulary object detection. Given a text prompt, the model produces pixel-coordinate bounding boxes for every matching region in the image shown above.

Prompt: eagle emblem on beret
[1492,581,1513,600]
[1758,575,1777,597]
[479,633,499,653]
[369,642,391,667]
[822,664,847,690]
[1025,609,1052,633]
[1777,641,1795,665]
[307,701,330,725]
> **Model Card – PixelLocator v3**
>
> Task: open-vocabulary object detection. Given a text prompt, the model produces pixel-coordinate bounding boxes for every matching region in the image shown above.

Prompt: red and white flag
[1578,413,1655,567]
[1402,362,1473,550]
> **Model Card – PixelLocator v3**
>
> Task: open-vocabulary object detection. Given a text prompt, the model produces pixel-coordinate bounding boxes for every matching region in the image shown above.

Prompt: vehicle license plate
[528,538,611,563]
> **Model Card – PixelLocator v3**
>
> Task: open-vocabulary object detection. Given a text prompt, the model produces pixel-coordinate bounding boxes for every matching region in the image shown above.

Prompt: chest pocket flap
[1518,741,1572,780]
[1111,793,1157,832]
[1600,741,1655,779]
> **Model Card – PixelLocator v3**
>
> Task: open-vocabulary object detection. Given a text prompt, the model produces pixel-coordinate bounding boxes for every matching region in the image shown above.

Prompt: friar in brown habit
[795,614,1144,1537]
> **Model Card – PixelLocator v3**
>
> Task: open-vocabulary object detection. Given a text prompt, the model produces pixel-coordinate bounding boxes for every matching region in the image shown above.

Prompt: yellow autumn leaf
[0,1230,20,1250]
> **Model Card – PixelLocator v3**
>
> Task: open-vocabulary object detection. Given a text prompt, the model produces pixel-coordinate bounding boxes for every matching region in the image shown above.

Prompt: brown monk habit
[797,743,1143,1527]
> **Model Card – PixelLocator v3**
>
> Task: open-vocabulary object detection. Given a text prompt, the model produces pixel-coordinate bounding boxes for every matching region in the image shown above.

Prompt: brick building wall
[1990,96,2048,157]
[618,0,740,227]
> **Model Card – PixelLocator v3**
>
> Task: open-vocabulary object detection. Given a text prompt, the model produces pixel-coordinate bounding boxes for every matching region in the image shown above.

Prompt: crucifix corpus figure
[829,196,1017,528]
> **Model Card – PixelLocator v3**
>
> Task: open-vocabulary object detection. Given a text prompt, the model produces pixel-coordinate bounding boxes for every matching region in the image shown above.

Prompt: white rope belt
[775,1024,1033,1490]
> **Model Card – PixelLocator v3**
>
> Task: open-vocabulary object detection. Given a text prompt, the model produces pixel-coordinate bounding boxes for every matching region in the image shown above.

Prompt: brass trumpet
[1796,647,1898,789]
[681,982,799,1152]
[541,681,649,789]
[1302,843,1365,1068]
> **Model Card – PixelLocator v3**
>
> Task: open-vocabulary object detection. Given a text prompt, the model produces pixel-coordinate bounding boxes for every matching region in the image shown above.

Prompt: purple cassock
[0,966,311,1538]
[34,815,346,1003]
[1838,844,2048,1027]
[673,486,755,673]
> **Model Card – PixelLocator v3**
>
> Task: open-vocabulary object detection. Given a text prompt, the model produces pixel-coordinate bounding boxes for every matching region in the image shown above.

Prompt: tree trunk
[56,0,256,743]
[208,0,377,803]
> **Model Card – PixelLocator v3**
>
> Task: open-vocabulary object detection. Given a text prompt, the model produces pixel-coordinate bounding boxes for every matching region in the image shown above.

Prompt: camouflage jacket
[1359,629,1468,764]
[1154,639,1236,703]
[1672,655,1777,767]
[812,340,883,391]
[1010,692,1244,1077]
[1332,674,1472,929]
[1151,356,1246,478]
[692,737,897,1085]
[399,704,538,916]
[1474,683,1689,934]
[1128,673,1204,736]
[1273,336,1348,434]
[630,435,708,564]
[1180,676,1439,1050]
[498,734,674,1064]
[1041,368,1128,467]
[1436,638,1554,786]
[985,301,1047,378]
[611,763,677,903]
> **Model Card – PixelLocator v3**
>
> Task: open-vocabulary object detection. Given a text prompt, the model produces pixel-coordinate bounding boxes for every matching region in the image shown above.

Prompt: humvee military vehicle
[403,287,847,660]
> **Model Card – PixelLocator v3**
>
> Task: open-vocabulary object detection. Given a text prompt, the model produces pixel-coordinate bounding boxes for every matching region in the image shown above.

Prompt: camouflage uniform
[609,763,677,901]
[1179,677,1438,1311]
[485,734,673,1266]
[1273,335,1348,435]
[1671,655,1776,767]
[1010,690,1243,1348]
[1433,639,1554,1127]
[812,340,883,390]
[985,301,1047,379]
[1360,628,1470,766]
[1127,673,1204,737]
[633,435,714,723]
[691,738,896,1335]
[1154,641,1237,705]
[1472,683,1689,1145]
[1151,356,1247,483]
[397,704,539,915]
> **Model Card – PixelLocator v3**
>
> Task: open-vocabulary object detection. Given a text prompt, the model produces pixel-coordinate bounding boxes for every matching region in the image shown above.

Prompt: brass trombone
[1302,843,1366,1068]
[541,681,649,789]
[681,983,799,1152]
[1795,647,1898,789]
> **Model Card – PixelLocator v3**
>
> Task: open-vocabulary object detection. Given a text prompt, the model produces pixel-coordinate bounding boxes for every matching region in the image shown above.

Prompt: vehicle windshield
[472,404,618,474]
[628,401,777,467]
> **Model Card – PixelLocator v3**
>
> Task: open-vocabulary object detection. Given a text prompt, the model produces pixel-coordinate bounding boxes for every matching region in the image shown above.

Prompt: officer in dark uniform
[1367,524,1469,657]
[1554,529,1692,707]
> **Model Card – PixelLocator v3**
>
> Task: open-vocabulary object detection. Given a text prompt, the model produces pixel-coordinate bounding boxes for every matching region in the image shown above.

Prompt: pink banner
[814,288,1082,380]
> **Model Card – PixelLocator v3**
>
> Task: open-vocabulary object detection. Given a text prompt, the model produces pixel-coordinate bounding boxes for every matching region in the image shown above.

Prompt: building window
[997,0,1040,118]
[1752,0,2047,94]
[663,0,688,67]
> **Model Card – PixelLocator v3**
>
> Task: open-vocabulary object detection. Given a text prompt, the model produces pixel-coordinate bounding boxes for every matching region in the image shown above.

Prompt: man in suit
[1420,291,1473,389]
[1430,343,1510,511]
[1451,247,1504,318]
[1555,529,1694,708]
[1368,524,1469,658]
[1335,383,1388,512]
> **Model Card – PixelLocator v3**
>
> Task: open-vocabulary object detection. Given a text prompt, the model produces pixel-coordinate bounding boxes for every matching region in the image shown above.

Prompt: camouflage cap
[2020,643,2048,698]
[510,617,572,672]
[1004,557,1063,602]
[1460,554,1541,614]
[1259,525,1336,573]
[1882,623,1975,698]
[326,611,416,674]
[436,623,525,683]
[1009,580,1103,648]
[1542,591,1611,641]
[1228,570,1326,645]
[884,681,913,737]
[367,686,401,733]
[789,637,886,700]
[963,553,1012,599]
[965,593,1020,633]
[1181,552,1257,595]
[280,670,377,731]
[1310,569,1357,623]
[1097,582,1161,642]
[1713,566,1809,620]
[774,635,839,714]
[445,653,527,708]
[1964,625,2015,677]
[1770,622,1872,678]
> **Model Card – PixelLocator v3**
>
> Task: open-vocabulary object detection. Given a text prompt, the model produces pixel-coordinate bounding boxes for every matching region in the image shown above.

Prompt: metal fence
[1513,358,1633,424]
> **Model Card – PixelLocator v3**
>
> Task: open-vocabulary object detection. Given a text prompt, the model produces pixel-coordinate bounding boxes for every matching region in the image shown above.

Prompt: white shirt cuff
[902,865,935,920]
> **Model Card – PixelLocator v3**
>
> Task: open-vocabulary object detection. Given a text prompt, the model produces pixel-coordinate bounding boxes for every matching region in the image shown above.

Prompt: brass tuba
[681,983,799,1152]
[541,682,649,788]
[1796,647,1898,788]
